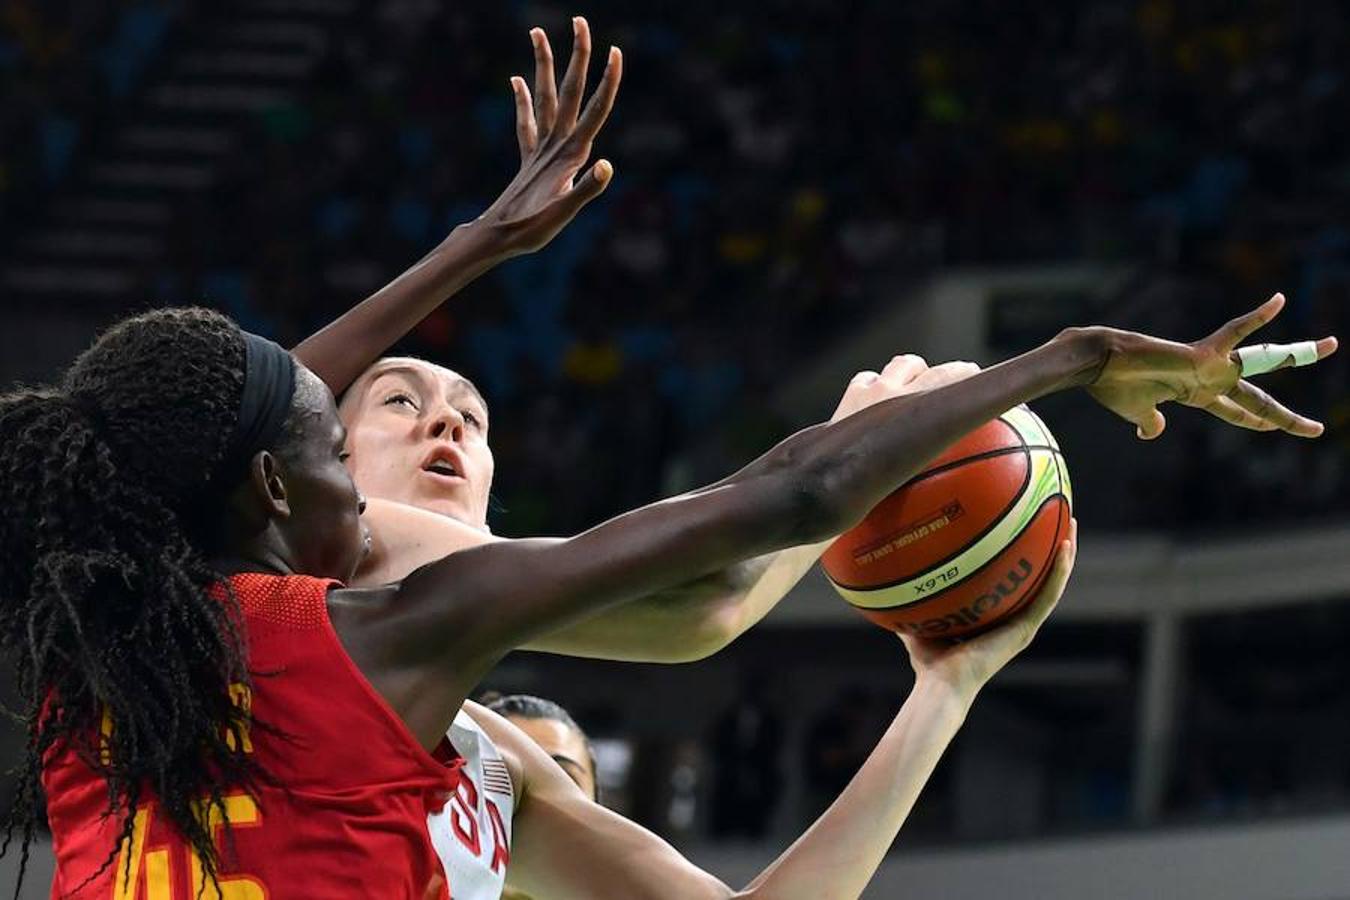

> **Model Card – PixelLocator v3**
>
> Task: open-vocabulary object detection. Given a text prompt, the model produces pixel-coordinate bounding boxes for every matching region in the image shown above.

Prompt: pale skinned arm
[475,527,1078,900]
[353,359,978,663]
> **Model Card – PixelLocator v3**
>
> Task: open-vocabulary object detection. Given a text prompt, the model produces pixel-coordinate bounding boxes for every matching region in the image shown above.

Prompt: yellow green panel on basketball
[821,405,1071,638]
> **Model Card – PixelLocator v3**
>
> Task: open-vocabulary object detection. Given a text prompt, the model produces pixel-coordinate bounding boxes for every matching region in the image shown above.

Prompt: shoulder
[353,497,503,587]
[229,572,340,630]
[461,701,526,768]
[460,701,532,802]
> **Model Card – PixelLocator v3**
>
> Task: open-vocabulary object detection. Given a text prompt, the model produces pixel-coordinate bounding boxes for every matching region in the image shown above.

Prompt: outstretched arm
[292,18,622,396]
[360,297,1332,744]
[494,530,1077,900]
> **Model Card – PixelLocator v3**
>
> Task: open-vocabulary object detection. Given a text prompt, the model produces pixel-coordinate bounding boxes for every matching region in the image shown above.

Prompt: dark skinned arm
[349,360,977,664]
[292,19,622,396]
[338,301,1336,747]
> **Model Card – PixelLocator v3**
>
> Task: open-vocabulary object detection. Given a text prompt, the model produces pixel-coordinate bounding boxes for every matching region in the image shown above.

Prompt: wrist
[911,673,979,718]
[1050,326,1113,387]
[442,218,517,269]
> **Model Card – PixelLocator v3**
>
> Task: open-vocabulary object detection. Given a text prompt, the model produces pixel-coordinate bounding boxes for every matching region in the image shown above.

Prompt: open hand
[479,17,623,256]
[1083,293,1337,440]
[901,520,1078,697]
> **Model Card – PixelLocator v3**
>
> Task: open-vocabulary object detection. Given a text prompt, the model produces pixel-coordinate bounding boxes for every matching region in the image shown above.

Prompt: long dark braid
[0,308,269,895]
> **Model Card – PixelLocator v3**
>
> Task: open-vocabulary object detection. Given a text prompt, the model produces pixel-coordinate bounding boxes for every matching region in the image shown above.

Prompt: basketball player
[2,283,1331,896]
[337,352,981,900]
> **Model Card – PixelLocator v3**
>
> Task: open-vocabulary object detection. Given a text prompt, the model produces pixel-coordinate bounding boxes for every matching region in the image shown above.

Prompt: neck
[210,553,294,577]
[211,523,298,577]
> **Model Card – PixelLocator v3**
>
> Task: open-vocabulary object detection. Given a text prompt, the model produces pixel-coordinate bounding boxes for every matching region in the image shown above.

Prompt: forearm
[770,330,1105,541]
[739,678,975,900]
[292,220,511,395]
[523,542,830,662]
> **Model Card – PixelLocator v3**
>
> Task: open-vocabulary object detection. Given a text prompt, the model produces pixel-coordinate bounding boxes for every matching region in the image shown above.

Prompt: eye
[384,392,418,410]
[338,450,351,463]
[461,410,482,429]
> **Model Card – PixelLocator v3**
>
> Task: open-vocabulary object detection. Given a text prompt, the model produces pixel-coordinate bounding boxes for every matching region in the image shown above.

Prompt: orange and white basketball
[821,405,1072,639]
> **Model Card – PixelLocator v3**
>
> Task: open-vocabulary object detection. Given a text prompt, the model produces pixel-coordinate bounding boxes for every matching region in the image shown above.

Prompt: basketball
[821,405,1072,639]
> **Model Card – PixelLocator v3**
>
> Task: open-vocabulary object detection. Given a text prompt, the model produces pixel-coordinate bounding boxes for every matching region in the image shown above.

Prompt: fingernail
[595,159,613,182]
[574,16,584,34]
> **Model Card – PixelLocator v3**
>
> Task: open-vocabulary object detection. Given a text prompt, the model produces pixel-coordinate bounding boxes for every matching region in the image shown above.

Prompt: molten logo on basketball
[897,557,1034,636]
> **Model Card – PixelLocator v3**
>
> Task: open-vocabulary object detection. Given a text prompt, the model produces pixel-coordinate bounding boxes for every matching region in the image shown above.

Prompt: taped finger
[1235,341,1320,377]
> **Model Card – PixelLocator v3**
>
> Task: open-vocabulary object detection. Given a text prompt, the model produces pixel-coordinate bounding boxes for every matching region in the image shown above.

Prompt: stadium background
[2,0,1349,897]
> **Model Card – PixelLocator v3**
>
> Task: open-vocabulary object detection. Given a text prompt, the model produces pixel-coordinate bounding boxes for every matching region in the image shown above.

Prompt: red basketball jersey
[43,572,458,899]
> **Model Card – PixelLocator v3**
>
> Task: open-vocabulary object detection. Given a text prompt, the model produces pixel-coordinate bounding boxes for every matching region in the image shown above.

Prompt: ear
[248,450,292,520]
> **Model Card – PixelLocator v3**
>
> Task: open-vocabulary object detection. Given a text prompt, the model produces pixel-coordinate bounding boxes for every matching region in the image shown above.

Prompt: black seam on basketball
[847,491,1067,609]
[897,443,1061,489]
[830,452,1034,591]
[902,411,1029,487]
[899,446,1023,485]
[955,496,1066,638]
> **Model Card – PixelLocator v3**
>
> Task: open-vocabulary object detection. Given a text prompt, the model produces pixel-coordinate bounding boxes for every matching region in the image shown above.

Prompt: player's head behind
[338,356,495,529]
[487,694,599,802]
[0,306,365,889]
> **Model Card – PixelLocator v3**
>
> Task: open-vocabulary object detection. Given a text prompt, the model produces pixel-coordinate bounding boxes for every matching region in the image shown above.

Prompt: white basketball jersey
[429,710,516,900]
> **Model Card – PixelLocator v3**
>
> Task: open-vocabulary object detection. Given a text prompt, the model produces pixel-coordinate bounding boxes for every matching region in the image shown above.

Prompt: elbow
[651,586,749,664]
[780,461,857,546]
[678,595,750,662]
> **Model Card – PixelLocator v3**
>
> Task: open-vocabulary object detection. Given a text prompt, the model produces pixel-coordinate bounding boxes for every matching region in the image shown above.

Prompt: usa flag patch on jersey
[482,758,513,797]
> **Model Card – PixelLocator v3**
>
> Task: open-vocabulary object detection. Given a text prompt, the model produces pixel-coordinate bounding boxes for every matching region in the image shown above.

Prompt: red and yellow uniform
[43,573,457,899]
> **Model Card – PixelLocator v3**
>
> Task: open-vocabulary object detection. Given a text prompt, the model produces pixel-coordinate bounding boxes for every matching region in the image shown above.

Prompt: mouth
[420,447,468,485]
[424,461,461,479]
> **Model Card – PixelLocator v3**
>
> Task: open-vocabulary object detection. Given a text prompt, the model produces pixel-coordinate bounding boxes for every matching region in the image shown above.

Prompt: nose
[357,493,368,516]
[427,405,465,443]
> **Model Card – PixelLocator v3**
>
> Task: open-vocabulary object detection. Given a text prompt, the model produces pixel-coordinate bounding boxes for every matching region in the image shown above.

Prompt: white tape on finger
[1236,341,1320,377]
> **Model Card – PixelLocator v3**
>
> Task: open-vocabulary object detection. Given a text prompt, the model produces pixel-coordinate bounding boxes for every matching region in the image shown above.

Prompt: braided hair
[0,308,270,895]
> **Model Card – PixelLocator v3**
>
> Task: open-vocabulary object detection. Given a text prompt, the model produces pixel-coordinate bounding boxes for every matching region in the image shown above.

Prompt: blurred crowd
[0,0,174,223]
[3,0,1349,535]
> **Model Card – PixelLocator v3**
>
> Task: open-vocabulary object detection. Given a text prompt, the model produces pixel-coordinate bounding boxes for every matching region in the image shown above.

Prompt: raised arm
[292,18,622,395]
[367,297,1333,742]
[497,528,1077,900]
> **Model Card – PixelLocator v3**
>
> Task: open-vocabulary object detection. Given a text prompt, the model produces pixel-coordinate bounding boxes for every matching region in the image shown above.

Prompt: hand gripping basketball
[899,520,1079,696]
[1085,293,1338,440]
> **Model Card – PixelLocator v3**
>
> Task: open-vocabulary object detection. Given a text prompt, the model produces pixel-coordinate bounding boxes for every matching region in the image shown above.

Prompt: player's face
[506,716,597,801]
[274,367,371,583]
[340,359,495,529]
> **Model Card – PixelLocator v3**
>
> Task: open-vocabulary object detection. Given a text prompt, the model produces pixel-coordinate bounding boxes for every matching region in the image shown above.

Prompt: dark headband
[214,332,297,484]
